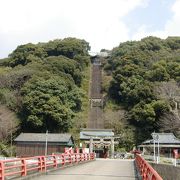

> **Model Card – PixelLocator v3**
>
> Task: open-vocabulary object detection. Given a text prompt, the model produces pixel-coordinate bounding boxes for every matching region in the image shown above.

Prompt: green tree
[104,36,180,144]
[56,38,90,59]
[151,100,170,118]
[118,76,154,106]
[44,56,83,86]
[146,64,170,81]
[165,37,180,50]
[41,38,90,59]
[20,75,83,132]
[9,43,47,67]
[130,102,156,124]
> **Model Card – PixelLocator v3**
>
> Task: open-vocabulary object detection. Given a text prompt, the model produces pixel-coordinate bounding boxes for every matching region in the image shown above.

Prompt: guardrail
[142,154,180,166]
[135,154,163,180]
[0,152,95,180]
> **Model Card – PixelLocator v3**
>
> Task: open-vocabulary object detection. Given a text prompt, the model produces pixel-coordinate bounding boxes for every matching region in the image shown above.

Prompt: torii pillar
[89,137,93,153]
[111,137,114,158]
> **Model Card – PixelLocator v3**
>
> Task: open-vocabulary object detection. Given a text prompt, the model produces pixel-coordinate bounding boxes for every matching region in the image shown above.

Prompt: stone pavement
[35,159,139,180]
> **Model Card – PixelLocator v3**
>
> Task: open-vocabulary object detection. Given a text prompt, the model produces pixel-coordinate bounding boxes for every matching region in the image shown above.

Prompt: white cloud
[132,0,180,40]
[0,0,147,58]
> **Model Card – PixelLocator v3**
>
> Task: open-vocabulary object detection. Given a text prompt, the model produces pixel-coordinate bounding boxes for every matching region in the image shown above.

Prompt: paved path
[35,159,138,180]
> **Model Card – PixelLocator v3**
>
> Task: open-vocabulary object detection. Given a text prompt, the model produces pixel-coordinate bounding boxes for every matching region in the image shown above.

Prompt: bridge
[35,159,137,180]
[0,151,163,180]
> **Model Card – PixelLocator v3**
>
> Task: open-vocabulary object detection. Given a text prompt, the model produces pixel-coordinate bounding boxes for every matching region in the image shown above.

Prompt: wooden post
[61,154,65,167]
[69,154,72,164]
[21,159,27,176]
[38,156,43,172]
[41,156,46,172]
[53,155,57,168]
[75,154,78,163]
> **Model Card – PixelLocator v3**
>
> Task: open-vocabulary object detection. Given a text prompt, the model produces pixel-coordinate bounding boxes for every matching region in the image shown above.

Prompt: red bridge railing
[0,152,95,180]
[135,154,163,180]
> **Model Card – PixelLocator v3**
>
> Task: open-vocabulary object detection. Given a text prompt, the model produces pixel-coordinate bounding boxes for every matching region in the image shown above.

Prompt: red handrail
[135,154,163,180]
[0,152,95,180]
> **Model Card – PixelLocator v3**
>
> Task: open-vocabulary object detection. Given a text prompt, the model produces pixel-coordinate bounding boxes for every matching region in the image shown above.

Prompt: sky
[0,0,180,58]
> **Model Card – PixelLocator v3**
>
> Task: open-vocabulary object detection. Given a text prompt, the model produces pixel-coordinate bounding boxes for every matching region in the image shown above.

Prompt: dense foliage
[1,35,179,153]
[0,38,90,136]
[104,36,180,145]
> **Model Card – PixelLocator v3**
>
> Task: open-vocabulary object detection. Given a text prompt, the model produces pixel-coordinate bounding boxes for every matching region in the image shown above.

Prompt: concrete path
[35,159,138,180]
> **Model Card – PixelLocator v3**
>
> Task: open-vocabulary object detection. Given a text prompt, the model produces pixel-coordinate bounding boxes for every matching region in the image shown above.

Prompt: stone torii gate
[80,129,119,158]
[88,136,119,158]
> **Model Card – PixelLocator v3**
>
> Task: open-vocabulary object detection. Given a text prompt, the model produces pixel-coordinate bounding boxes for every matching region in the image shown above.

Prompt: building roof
[80,129,114,140]
[142,133,180,145]
[14,133,73,143]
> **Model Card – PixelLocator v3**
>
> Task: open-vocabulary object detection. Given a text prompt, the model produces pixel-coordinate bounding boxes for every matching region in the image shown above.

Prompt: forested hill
[0,38,90,150]
[103,36,180,146]
[0,36,180,154]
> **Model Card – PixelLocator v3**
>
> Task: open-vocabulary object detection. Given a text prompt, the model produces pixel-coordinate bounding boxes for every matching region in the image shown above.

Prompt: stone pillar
[89,137,93,153]
[90,99,92,108]
[111,138,114,158]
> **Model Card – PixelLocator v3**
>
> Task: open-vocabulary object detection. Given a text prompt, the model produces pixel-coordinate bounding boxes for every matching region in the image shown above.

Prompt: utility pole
[45,130,48,156]
[10,130,13,157]
[10,120,13,157]
[157,135,160,164]
[153,138,156,162]
[152,132,156,162]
